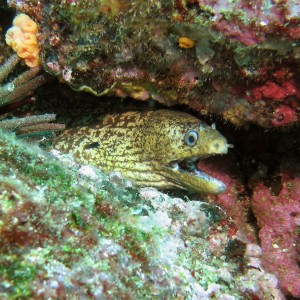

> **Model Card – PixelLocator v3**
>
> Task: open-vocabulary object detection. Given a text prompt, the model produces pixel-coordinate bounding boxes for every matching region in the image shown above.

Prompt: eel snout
[166,137,232,194]
[208,138,230,155]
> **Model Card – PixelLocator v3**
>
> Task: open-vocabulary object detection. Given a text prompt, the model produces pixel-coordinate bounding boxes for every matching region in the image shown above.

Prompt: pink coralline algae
[251,80,298,101]
[214,20,264,46]
[195,127,300,298]
[271,105,298,127]
[193,0,300,44]
[198,155,256,243]
[245,68,299,126]
[249,67,299,103]
[251,162,300,298]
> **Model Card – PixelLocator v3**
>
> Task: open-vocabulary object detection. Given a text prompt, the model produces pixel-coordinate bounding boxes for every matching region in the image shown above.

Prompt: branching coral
[0,54,65,138]
[0,113,65,138]
[5,13,40,68]
[0,13,65,138]
[0,54,45,107]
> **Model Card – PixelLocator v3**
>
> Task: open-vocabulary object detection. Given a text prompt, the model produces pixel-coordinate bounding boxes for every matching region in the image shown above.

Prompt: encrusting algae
[53,109,229,194]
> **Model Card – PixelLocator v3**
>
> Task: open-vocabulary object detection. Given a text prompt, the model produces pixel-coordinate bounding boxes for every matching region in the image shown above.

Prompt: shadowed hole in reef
[263,175,283,196]
[33,82,300,201]
[0,8,15,32]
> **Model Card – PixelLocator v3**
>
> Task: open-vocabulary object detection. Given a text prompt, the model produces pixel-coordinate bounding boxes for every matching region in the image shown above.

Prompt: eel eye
[184,130,198,147]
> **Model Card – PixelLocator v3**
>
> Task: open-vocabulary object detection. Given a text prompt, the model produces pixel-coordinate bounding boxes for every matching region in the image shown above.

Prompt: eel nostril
[214,142,220,149]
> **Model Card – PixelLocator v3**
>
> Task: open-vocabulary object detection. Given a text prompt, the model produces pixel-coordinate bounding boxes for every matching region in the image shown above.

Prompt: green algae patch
[1,253,37,299]
[0,130,170,298]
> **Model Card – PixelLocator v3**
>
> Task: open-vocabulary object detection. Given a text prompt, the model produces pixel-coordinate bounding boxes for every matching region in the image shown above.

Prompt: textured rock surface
[251,160,300,298]
[0,130,285,299]
[7,0,300,128]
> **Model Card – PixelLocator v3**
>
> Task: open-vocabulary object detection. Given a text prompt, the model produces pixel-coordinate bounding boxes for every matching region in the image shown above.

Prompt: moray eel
[53,110,229,194]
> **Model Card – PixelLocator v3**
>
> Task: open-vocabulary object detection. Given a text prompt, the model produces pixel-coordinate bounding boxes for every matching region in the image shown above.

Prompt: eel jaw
[166,156,226,194]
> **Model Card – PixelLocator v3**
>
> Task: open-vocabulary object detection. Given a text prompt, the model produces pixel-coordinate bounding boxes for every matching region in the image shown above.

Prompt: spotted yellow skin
[53,110,229,194]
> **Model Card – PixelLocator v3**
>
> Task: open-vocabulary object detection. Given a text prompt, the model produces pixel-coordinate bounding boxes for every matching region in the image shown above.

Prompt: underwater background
[0,1,299,299]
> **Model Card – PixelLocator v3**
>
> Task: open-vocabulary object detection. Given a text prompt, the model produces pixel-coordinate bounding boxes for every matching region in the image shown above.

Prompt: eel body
[53,110,229,194]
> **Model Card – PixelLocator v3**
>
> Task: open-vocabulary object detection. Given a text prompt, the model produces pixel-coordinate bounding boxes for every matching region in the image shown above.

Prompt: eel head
[143,110,230,194]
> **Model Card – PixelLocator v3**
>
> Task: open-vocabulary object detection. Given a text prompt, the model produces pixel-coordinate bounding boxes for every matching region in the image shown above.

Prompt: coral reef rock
[8,0,300,128]
[0,130,284,299]
[251,158,300,298]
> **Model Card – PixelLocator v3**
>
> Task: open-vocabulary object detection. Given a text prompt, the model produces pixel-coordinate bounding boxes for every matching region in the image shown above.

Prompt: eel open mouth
[167,155,227,194]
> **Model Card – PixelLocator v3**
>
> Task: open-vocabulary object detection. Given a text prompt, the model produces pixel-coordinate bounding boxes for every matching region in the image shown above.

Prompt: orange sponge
[5,14,40,68]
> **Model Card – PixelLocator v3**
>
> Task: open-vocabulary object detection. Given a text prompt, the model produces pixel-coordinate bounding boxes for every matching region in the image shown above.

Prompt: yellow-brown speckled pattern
[53,110,229,194]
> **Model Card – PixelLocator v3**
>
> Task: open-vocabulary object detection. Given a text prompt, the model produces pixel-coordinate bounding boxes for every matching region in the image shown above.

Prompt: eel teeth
[169,162,179,170]
[168,156,212,177]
